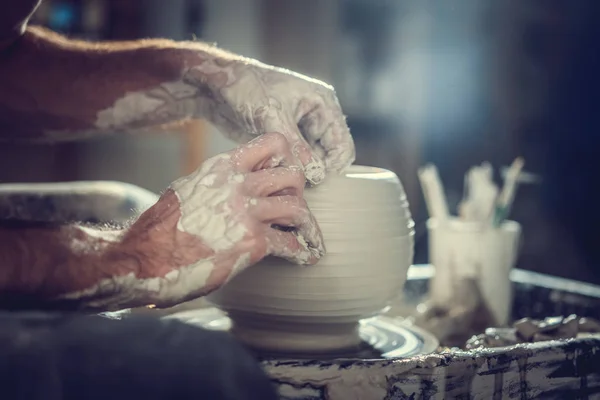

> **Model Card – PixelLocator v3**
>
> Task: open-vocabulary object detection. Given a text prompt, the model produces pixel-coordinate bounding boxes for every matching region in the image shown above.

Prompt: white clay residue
[292,231,320,264]
[95,80,199,130]
[58,257,216,309]
[95,92,167,129]
[69,226,122,254]
[303,157,326,185]
[171,153,248,252]
[91,54,354,177]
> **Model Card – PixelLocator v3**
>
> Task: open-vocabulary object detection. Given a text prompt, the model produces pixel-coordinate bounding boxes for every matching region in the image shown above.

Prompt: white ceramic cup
[208,165,415,354]
[427,218,522,326]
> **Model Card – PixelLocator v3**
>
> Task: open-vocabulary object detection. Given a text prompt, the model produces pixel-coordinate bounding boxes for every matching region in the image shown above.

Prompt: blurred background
[1,0,599,285]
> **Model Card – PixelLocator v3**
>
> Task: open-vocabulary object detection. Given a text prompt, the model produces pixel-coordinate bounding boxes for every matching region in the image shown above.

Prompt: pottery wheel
[165,308,439,360]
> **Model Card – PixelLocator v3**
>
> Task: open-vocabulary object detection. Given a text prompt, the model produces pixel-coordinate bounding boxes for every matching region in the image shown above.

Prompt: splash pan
[161,265,600,399]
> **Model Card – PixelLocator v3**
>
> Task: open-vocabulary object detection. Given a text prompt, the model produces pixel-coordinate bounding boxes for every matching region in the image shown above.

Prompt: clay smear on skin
[172,154,248,252]
[59,224,219,307]
[59,153,249,307]
[57,153,316,307]
[58,132,323,307]
[91,59,332,185]
[93,54,239,131]
[60,258,216,308]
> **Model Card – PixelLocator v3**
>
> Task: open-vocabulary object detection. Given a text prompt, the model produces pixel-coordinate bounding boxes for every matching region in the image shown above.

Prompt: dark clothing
[0,312,278,400]
[0,181,278,399]
[0,0,40,46]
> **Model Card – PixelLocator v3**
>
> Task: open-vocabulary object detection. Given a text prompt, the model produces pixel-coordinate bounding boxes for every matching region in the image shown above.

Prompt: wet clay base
[165,308,439,360]
[465,314,600,350]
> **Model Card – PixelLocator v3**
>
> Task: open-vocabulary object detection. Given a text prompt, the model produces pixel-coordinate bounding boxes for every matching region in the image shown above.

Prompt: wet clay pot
[208,165,415,354]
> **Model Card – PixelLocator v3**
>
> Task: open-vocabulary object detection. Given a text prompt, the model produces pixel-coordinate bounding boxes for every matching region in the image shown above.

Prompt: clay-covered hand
[1,27,354,181]
[183,58,356,184]
[108,132,324,308]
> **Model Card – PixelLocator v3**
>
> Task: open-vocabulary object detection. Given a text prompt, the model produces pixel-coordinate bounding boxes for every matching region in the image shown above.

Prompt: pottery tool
[501,166,541,184]
[459,169,471,219]
[458,165,479,220]
[493,157,524,227]
[458,164,480,220]
[418,164,450,223]
[476,162,499,226]
[459,163,499,227]
[477,182,499,228]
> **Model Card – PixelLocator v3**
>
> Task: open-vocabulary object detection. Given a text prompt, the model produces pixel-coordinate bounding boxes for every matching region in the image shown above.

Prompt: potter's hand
[0,133,322,311]
[184,59,356,184]
[110,132,324,308]
[1,28,355,183]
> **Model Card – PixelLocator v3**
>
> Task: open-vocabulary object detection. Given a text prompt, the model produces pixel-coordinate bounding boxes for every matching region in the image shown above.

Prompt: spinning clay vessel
[209,165,415,354]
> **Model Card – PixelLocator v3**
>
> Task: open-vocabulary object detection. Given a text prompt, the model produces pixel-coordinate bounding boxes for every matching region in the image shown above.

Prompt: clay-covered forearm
[0,189,225,311]
[0,221,140,310]
[0,25,239,142]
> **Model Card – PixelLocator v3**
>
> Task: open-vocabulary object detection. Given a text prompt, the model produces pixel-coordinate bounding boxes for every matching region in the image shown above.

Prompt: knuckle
[265,131,291,151]
[230,146,248,164]
[228,172,246,186]
[242,195,256,209]
[264,131,287,143]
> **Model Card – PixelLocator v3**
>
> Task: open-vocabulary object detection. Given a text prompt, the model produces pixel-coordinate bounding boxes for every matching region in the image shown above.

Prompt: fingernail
[293,232,325,265]
[312,245,325,260]
[309,237,326,262]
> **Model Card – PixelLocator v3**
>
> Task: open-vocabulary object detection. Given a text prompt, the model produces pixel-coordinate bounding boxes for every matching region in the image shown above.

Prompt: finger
[298,94,356,173]
[244,166,305,197]
[249,195,325,258]
[266,228,321,265]
[259,111,326,185]
[320,119,356,173]
[250,195,307,225]
[231,132,296,172]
